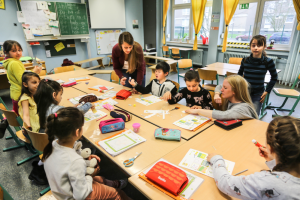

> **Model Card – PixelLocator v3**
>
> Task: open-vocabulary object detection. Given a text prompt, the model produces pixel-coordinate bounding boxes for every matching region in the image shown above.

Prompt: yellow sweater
[3,58,26,101]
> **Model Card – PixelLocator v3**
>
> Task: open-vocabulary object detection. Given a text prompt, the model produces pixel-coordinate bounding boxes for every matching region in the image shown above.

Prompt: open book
[173,114,211,131]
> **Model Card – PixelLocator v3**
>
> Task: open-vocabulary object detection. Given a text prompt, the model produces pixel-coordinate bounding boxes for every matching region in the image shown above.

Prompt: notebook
[69,76,90,82]
[97,130,146,157]
[173,114,211,131]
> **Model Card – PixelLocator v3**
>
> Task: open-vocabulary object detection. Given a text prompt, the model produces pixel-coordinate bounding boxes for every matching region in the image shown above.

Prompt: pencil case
[116,89,132,100]
[99,118,125,134]
[145,161,188,196]
[154,128,181,141]
[61,81,76,87]
[110,109,132,122]
[214,119,242,130]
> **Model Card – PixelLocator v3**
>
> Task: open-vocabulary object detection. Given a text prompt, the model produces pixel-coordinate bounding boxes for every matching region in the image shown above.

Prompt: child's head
[155,61,170,80]
[20,72,40,98]
[34,79,63,129]
[3,40,23,60]
[250,35,267,58]
[42,107,84,161]
[184,69,200,92]
[266,116,300,172]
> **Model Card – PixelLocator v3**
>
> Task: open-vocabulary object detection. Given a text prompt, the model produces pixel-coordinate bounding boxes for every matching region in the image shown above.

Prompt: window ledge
[166,41,209,49]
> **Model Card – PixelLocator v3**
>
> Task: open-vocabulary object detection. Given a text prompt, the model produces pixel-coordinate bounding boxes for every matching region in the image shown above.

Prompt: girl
[18,72,40,132]
[43,107,131,200]
[207,116,300,199]
[3,40,41,115]
[34,79,93,133]
[186,75,258,120]
[112,32,146,88]
[163,69,213,110]
[238,35,278,116]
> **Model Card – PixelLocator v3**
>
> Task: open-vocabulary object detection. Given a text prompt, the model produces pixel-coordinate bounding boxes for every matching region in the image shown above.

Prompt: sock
[38,160,44,166]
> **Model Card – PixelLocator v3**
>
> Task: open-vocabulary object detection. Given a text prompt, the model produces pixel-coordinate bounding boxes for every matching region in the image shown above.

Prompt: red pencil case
[214,119,243,130]
[145,161,188,196]
[116,89,132,100]
[61,81,76,87]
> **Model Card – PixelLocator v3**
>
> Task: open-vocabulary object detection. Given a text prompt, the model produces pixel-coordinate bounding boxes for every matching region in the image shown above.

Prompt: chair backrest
[39,69,47,76]
[208,91,225,111]
[162,46,169,52]
[172,48,180,54]
[226,71,237,77]
[111,71,120,83]
[228,57,243,65]
[23,122,48,152]
[198,68,217,81]
[177,59,192,69]
[0,104,20,127]
[171,81,180,91]
[54,66,75,74]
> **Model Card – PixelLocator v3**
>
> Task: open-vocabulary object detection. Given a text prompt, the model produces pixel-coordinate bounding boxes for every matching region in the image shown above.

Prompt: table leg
[155,52,157,64]
[170,63,178,73]
[97,59,105,69]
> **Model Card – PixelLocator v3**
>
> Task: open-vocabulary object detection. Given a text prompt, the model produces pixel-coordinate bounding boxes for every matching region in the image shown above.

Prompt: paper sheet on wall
[54,42,65,52]
[95,30,122,54]
[51,28,60,36]
[20,1,49,29]
[17,11,26,23]
[46,50,51,58]
[179,149,235,178]
[36,1,48,10]
[24,29,34,39]
[49,12,56,20]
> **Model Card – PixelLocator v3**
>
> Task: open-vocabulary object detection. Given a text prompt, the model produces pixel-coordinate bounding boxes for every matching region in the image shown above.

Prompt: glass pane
[259,0,296,44]
[193,6,212,40]
[175,0,191,4]
[174,9,190,40]
[227,3,258,43]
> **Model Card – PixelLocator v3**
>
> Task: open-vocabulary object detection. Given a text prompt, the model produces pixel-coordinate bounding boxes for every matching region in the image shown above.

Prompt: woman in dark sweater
[112,32,146,88]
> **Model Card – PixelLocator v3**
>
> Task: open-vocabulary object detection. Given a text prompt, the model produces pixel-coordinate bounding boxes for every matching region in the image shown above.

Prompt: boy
[128,61,177,98]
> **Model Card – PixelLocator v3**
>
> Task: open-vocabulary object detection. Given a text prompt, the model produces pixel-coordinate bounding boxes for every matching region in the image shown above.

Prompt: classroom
[0,0,300,199]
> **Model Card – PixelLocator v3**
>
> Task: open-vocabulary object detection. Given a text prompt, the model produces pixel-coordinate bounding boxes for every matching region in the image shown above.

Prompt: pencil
[234,169,248,176]
[96,115,107,121]
[212,146,216,150]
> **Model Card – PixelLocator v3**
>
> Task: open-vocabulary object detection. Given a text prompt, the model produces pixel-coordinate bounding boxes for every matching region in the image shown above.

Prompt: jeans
[121,69,145,88]
[251,94,262,116]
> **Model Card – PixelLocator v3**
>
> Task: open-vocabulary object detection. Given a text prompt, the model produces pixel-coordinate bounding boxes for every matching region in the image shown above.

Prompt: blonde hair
[118,32,144,73]
[222,75,258,118]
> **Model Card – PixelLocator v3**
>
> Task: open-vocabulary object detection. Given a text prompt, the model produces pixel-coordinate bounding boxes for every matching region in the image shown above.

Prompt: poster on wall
[133,20,139,29]
[0,0,5,9]
[95,30,122,55]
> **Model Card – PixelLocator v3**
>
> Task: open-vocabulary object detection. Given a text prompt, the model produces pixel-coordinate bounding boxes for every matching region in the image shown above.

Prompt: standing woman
[112,32,146,87]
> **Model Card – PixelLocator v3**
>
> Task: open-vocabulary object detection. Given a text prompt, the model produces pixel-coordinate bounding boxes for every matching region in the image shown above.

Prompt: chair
[170,48,183,60]
[0,103,39,165]
[228,57,243,65]
[176,59,193,87]
[54,66,75,74]
[110,71,120,84]
[198,68,219,91]
[107,55,113,66]
[39,70,47,76]
[208,91,225,111]
[38,190,56,200]
[162,46,170,58]
[225,71,237,77]
[267,73,300,117]
[0,183,13,200]
[171,81,180,92]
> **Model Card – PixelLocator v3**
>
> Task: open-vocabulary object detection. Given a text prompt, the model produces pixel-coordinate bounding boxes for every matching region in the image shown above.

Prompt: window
[174,0,191,5]
[174,9,190,40]
[193,6,212,39]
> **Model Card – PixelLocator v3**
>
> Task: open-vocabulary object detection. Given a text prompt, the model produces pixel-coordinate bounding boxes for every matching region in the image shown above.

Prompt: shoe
[118,179,128,190]
[28,161,48,185]
[0,119,8,139]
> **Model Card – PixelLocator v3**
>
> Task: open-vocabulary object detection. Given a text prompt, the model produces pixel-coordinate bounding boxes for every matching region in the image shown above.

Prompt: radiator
[189,49,203,66]
[223,52,278,65]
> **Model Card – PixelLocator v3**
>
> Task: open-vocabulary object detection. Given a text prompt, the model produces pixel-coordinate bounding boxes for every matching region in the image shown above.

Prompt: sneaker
[118,179,128,190]
[28,161,48,185]
[0,119,8,139]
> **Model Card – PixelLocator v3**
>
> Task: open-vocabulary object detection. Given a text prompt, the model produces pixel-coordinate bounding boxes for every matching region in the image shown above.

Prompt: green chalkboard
[56,2,89,35]
[44,39,76,57]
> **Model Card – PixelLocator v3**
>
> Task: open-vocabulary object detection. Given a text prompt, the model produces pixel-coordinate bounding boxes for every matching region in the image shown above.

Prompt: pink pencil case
[61,81,76,87]
[99,118,125,134]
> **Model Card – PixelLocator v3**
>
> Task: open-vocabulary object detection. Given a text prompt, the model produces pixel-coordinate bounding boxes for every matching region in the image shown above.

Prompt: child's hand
[132,88,139,94]
[162,91,171,101]
[214,93,222,105]
[260,91,268,103]
[258,146,274,162]
[74,103,80,107]
[207,153,218,162]
[120,77,127,86]
[91,103,95,110]
[191,105,202,109]
[129,78,136,86]
[33,65,42,74]
[185,109,199,115]
[88,155,101,163]
[90,165,100,177]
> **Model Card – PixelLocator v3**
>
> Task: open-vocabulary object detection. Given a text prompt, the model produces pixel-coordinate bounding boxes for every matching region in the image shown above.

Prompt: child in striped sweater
[238,35,278,116]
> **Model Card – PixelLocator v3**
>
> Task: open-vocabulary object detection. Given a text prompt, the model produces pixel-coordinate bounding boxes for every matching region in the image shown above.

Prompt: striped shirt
[238,54,278,96]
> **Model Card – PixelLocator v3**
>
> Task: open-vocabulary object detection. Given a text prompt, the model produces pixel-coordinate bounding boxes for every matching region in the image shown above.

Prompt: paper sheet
[179,149,235,178]
[98,90,117,99]
[49,12,56,20]
[84,110,107,123]
[91,85,113,92]
[51,28,60,36]
[46,50,51,58]
[173,114,210,130]
[23,29,34,39]
[68,93,97,105]
[94,98,118,110]
[49,20,59,28]
[17,11,26,23]
[21,1,49,29]
[69,77,89,82]
[36,1,48,10]
[135,95,162,106]
[32,28,43,36]
[54,42,65,52]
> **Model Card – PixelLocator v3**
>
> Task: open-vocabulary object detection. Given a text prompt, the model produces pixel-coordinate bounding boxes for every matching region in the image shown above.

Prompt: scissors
[123,152,142,167]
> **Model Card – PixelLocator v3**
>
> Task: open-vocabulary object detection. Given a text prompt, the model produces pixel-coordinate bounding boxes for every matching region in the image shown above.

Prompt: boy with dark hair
[129,61,177,98]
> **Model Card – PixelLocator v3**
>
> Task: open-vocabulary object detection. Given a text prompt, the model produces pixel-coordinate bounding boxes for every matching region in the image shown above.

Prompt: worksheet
[173,114,211,131]
[98,90,118,99]
[179,149,235,178]
[68,93,97,105]
[135,95,162,106]
[84,109,107,123]
[94,98,118,110]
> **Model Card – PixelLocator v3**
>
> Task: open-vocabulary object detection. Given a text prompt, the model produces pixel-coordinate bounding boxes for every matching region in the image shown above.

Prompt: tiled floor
[0,65,299,199]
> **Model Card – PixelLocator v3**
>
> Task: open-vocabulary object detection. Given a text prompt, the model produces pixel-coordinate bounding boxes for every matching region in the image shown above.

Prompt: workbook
[135,95,162,106]
[69,93,98,105]
[139,158,204,200]
[84,109,107,123]
[179,149,235,178]
[98,130,146,157]
[173,115,211,131]
[98,90,118,99]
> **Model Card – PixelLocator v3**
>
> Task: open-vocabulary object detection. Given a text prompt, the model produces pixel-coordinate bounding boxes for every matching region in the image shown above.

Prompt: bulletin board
[44,39,76,57]
[95,30,122,55]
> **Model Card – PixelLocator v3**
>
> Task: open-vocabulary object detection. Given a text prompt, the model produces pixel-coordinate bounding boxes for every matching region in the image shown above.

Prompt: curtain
[192,0,207,50]
[222,0,239,52]
[294,0,300,30]
[162,0,170,45]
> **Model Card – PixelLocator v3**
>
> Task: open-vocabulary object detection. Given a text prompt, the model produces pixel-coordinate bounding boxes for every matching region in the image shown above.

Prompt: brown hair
[250,35,267,57]
[266,116,300,172]
[118,32,144,73]
[3,40,23,55]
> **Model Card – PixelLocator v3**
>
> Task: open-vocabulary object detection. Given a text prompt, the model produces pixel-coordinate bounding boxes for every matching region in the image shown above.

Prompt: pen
[234,169,248,176]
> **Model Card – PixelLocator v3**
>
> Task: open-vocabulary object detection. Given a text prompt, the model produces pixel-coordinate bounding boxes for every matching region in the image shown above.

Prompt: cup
[132,123,141,133]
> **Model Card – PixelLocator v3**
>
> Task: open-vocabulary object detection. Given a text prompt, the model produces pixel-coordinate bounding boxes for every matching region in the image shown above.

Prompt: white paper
[91,85,114,91]
[49,12,56,20]
[17,11,26,23]
[135,95,162,106]
[68,93,97,105]
[94,98,118,110]
[49,20,58,28]
[98,91,118,99]
[23,29,34,39]
[173,114,210,130]
[21,1,49,29]
[84,110,107,123]
[46,50,51,58]
[43,9,50,15]
[44,42,49,46]
[32,28,43,36]
[51,28,60,36]
[42,26,52,35]
[36,1,48,10]
[0,69,6,73]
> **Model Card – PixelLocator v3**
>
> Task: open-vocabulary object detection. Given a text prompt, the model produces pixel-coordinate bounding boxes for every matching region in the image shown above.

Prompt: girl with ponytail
[43,107,131,200]
[207,116,300,199]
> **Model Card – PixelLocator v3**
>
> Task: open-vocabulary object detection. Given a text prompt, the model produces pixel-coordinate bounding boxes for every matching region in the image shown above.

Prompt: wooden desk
[148,60,178,81]
[42,69,94,81]
[74,57,105,69]
[144,55,173,65]
[167,46,193,59]
[60,87,87,107]
[129,119,269,200]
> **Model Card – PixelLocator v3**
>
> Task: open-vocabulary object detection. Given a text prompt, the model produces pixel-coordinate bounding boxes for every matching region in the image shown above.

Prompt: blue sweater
[238,54,278,96]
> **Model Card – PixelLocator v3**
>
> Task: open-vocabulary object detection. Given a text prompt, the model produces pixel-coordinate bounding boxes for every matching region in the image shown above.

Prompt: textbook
[173,114,211,131]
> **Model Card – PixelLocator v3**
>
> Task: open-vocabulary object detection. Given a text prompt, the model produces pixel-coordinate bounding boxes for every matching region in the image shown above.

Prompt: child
[18,72,40,132]
[163,69,213,110]
[3,40,41,115]
[207,116,300,199]
[34,79,93,133]
[238,35,278,116]
[43,107,131,200]
[186,75,258,120]
[128,61,177,98]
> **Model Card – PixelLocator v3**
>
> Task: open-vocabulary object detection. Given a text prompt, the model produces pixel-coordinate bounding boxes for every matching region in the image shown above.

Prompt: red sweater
[112,43,146,85]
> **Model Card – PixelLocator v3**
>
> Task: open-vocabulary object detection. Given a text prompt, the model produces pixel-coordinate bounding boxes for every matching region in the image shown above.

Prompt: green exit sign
[240,3,249,9]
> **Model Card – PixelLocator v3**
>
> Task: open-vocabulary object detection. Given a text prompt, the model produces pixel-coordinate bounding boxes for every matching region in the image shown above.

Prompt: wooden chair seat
[209,91,225,111]
[229,57,243,65]
[202,84,217,91]
[226,71,237,77]
[110,71,120,84]
[54,66,75,74]
[16,130,31,143]
[38,190,56,200]
[273,88,300,97]
[171,81,180,91]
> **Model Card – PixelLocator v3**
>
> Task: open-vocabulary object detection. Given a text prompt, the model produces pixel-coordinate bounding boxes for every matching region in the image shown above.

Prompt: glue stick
[252,139,263,148]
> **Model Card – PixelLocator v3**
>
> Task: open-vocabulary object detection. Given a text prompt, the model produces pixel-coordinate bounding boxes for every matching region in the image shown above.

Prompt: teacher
[112,32,146,88]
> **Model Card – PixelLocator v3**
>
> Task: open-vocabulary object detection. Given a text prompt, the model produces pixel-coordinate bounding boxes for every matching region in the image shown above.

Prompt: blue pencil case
[154,128,181,141]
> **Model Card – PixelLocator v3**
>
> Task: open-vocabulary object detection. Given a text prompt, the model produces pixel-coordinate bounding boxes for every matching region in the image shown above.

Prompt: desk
[144,55,173,65]
[129,119,269,199]
[167,46,193,59]
[148,60,178,81]
[74,57,105,69]
[42,69,94,81]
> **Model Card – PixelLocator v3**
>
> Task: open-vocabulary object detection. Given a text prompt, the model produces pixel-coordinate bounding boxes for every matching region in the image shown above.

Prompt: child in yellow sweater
[3,40,41,115]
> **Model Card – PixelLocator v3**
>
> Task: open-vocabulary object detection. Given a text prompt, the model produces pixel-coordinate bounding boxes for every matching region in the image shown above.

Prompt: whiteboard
[95,30,122,54]
[89,0,126,29]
